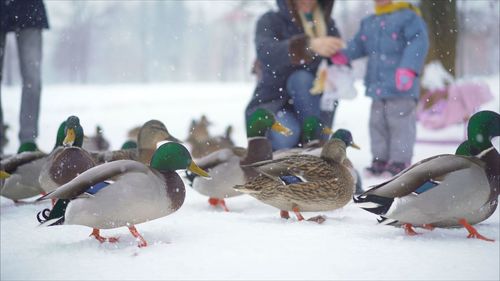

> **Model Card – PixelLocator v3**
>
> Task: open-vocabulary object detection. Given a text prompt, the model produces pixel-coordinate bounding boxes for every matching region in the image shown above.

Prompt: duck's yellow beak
[63,128,76,146]
[188,162,210,178]
[322,127,334,135]
[350,142,361,150]
[0,170,10,179]
[271,122,293,136]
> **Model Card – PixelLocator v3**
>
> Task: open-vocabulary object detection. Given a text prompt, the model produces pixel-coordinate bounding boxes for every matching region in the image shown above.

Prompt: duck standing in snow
[274,127,363,195]
[37,142,209,248]
[186,115,235,159]
[92,119,180,165]
[186,108,292,211]
[82,125,110,152]
[234,135,355,223]
[1,142,47,202]
[39,116,96,197]
[353,110,499,241]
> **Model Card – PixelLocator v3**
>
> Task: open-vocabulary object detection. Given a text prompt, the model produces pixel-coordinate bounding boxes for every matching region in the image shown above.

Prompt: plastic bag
[324,64,357,100]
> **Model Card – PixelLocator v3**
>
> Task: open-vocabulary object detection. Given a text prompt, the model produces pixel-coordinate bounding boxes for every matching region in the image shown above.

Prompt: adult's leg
[268,108,301,151]
[386,98,417,164]
[369,99,390,162]
[16,28,42,143]
[286,70,322,124]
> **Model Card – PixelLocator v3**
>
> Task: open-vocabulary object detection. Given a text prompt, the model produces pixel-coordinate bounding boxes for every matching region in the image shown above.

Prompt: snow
[1,77,499,280]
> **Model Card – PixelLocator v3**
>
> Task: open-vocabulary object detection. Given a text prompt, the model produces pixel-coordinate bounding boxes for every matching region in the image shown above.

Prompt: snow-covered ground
[1,77,499,280]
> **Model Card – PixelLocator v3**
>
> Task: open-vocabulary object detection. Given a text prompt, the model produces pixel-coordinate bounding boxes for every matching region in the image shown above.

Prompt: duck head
[331,129,360,150]
[455,140,480,156]
[121,140,138,150]
[246,108,292,138]
[301,116,333,144]
[467,110,500,152]
[137,120,181,164]
[150,142,209,177]
[53,121,67,149]
[63,116,84,147]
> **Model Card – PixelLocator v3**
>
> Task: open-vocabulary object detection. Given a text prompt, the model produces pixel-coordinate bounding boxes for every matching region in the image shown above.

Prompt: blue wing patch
[279,175,304,185]
[86,181,112,195]
[414,180,439,195]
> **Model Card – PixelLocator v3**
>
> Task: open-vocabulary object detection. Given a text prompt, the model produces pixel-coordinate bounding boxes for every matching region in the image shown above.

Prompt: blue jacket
[0,0,49,32]
[343,8,428,100]
[246,0,340,120]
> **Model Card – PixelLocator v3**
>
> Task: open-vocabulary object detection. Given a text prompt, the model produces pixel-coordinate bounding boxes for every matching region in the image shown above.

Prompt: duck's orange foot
[403,224,421,236]
[280,210,290,219]
[208,197,219,206]
[208,198,230,212]
[307,215,326,224]
[90,228,119,243]
[128,226,148,248]
[458,218,494,242]
[422,224,435,231]
[292,207,305,221]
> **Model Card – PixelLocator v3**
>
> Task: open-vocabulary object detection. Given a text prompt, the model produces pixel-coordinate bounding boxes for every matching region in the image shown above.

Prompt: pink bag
[417,81,493,130]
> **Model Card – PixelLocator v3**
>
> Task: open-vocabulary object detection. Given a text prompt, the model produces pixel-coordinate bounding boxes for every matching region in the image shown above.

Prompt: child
[331,0,429,176]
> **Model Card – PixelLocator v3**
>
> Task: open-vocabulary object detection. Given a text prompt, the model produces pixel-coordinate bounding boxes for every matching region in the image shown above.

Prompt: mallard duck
[186,115,235,159]
[82,125,110,152]
[1,142,47,202]
[39,116,96,197]
[93,120,179,165]
[274,128,363,194]
[37,142,209,248]
[187,108,292,211]
[353,110,499,241]
[234,136,355,223]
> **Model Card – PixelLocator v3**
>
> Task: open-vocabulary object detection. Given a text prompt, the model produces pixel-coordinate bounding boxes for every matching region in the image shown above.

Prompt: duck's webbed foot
[458,218,494,242]
[90,228,119,243]
[403,224,421,236]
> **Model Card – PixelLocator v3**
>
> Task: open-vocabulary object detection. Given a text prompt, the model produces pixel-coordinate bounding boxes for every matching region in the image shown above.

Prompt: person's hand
[309,36,344,57]
[395,68,416,91]
[330,52,349,65]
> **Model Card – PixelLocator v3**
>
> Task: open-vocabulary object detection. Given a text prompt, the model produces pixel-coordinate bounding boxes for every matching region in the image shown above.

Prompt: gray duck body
[356,154,494,227]
[236,139,355,213]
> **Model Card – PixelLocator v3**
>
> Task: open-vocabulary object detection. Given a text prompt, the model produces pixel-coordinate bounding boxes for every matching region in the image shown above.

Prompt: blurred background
[1,0,499,86]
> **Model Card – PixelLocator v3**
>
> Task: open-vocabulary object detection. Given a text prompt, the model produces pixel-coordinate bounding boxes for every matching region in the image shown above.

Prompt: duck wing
[91,148,138,164]
[194,147,246,170]
[1,151,47,173]
[38,160,149,200]
[246,155,328,183]
[363,154,485,198]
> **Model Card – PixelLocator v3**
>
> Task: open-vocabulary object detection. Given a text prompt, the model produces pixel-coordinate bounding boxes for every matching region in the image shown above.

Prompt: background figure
[332,0,429,176]
[0,0,49,154]
[246,0,343,150]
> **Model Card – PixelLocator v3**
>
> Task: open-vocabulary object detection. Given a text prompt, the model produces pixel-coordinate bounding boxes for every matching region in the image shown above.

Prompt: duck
[186,115,235,159]
[1,142,47,202]
[93,120,179,165]
[274,128,363,195]
[353,110,499,241]
[36,142,209,248]
[82,125,110,152]
[186,108,292,211]
[233,136,355,223]
[39,116,97,197]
